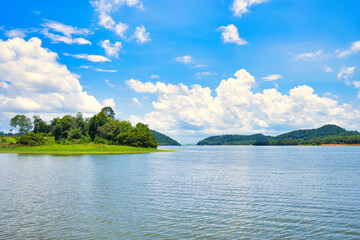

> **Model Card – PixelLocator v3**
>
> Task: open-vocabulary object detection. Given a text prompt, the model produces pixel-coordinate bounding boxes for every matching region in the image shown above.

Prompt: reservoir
[0,146,359,239]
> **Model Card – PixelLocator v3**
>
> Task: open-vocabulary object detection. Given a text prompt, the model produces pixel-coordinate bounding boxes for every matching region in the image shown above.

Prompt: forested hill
[150,130,181,146]
[197,125,360,145]
[275,124,359,140]
[197,134,272,146]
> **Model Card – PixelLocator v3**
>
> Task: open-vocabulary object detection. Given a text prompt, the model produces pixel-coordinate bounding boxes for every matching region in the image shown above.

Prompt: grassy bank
[0,143,172,155]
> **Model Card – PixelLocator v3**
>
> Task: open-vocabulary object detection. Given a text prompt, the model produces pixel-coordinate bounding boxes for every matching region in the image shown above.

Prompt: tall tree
[10,115,32,135]
[101,106,115,119]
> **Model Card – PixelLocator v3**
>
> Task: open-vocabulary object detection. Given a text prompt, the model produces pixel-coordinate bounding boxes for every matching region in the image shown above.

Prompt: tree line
[9,107,157,148]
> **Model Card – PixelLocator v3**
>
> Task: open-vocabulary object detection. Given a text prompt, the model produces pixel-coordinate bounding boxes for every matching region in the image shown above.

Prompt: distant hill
[275,125,359,140]
[0,132,15,137]
[197,134,273,145]
[197,125,360,145]
[150,130,181,146]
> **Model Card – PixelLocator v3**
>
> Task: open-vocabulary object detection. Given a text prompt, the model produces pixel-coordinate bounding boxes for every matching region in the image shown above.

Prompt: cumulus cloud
[231,0,268,17]
[0,37,108,117]
[63,53,111,62]
[115,22,128,38]
[175,55,192,64]
[294,50,323,61]
[336,41,360,58]
[91,0,143,38]
[41,20,92,45]
[102,98,116,108]
[262,74,282,81]
[134,25,151,44]
[126,69,360,138]
[100,39,123,58]
[218,24,248,45]
[195,71,217,79]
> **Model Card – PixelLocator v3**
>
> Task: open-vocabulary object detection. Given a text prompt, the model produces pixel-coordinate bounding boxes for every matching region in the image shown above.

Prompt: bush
[78,135,92,144]
[18,133,45,146]
[68,129,83,140]
[94,137,108,144]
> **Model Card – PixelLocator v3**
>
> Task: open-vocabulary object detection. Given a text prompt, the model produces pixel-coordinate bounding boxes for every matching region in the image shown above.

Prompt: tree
[10,115,32,135]
[33,115,49,134]
[101,106,115,119]
[87,111,108,140]
[53,124,63,141]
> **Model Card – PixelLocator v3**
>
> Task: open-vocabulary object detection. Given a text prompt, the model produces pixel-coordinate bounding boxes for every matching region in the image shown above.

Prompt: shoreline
[0,143,174,155]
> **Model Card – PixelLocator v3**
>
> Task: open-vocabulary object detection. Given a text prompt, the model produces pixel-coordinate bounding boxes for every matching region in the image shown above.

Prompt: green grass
[0,143,172,155]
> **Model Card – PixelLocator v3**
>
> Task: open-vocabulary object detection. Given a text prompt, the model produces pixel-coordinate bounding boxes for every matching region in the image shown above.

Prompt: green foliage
[150,130,180,146]
[87,111,108,140]
[10,115,32,135]
[198,134,273,145]
[53,124,63,141]
[18,133,45,146]
[68,129,83,140]
[33,115,50,134]
[101,106,115,119]
[8,109,158,149]
[197,125,360,146]
[275,124,359,140]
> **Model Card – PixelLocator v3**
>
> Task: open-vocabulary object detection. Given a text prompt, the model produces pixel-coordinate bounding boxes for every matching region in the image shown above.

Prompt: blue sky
[1,0,360,143]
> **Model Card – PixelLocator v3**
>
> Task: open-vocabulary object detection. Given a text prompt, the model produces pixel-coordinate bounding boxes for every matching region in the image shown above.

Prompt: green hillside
[150,130,181,146]
[197,134,273,145]
[197,125,360,145]
[275,124,359,140]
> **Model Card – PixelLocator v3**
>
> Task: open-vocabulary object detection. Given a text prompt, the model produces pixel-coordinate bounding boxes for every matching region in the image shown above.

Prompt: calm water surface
[0,146,360,239]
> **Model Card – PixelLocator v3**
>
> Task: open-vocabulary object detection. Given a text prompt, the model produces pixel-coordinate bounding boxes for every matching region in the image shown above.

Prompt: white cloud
[0,37,108,116]
[134,25,151,44]
[132,97,142,107]
[63,53,111,62]
[323,65,333,73]
[41,20,92,45]
[126,69,360,138]
[125,79,183,94]
[42,20,92,37]
[337,66,355,84]
[102,98,116,108]
[42,29,91,45]
[195,71,217,79]
[231,0,268,17]
[218,24,248,45]
[294,50,323,61]
[151,74,160,79]
[115,22,128,38]
[105,79,116,88]
[337,67,360,97]
[100,39,123,58]
[262,74,282,81]
[336,41,360,58]
[5,29,27,38]
[175,55,192,64]
[91,0,143,37]
[191,64,208,69]
[95,68,117,72]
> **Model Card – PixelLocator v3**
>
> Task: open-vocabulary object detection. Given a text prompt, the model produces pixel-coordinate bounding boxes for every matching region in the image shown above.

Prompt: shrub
[18,133,45,146]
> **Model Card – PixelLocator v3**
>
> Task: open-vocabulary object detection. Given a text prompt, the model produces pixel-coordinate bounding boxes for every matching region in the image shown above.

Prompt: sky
[0,0,360,143]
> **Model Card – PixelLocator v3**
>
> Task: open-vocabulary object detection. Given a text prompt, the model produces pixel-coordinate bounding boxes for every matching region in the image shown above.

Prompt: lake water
[0,146,360,239]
